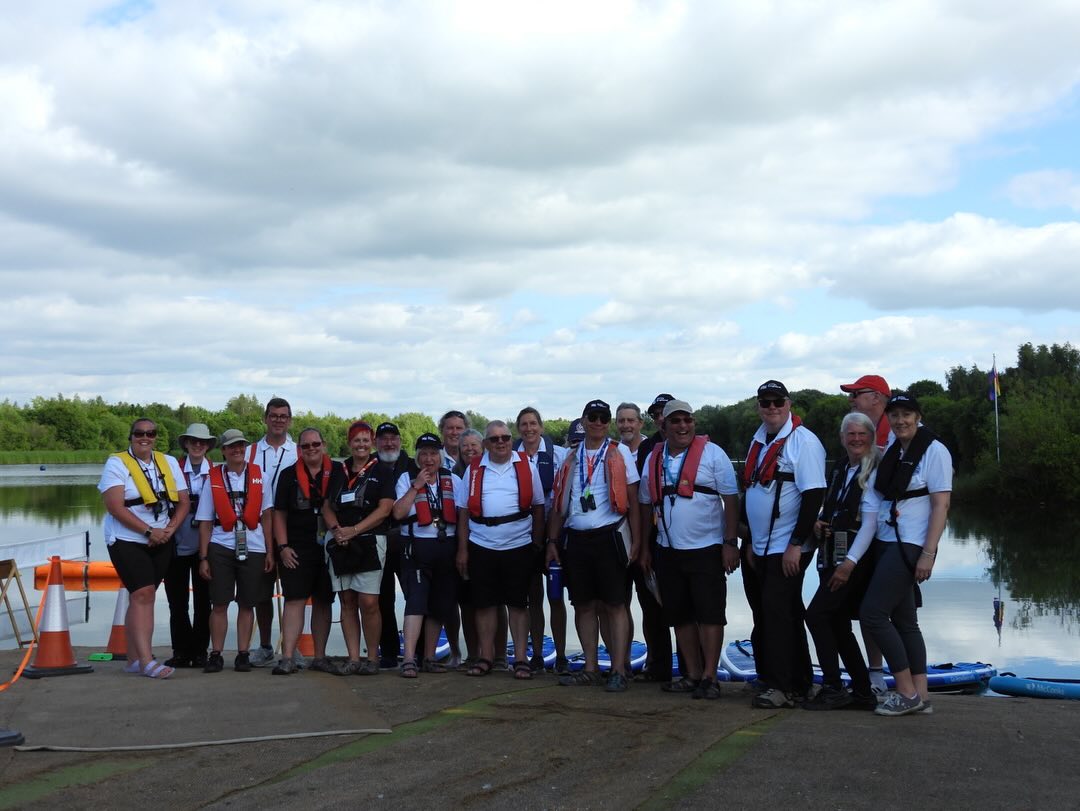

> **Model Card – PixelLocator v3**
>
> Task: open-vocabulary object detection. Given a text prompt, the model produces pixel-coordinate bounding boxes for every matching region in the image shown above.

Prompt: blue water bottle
[547,561,564,602]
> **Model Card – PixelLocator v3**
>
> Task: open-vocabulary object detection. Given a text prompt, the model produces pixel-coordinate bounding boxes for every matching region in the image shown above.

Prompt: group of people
[98,375,951,717]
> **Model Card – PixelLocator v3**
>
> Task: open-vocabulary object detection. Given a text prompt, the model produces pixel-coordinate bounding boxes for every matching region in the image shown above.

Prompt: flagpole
[993,353,1001,463]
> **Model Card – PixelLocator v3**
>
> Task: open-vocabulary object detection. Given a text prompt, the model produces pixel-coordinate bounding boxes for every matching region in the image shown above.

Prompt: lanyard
[127,450,163,496]
[261,445,287,494]
[345,456,377,491]
[830,464,858,524]
[223,464,249,510]
[578,442,608,497]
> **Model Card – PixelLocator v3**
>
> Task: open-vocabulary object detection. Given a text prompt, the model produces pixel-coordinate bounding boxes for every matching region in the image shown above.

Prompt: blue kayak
[506,635,557,667]
[568,640,648,672]
[721,640,996,691]
[989,676,1080,700]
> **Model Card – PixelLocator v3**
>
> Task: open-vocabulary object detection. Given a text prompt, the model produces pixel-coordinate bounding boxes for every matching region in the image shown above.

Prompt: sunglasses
[585,413,611,424]
[758,398,787,408]
[847,390,873,399]
[131,430,158,438]
[667,415,694,425]
[486,435,513,443]
[300,441,323,450]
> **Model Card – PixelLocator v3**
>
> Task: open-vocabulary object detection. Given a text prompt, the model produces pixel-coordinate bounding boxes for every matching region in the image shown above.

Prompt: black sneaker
[234,651,252,672]
[191,652,208,669]
[847,691,879,711]
[164,654,192,668]
[802,685,853,711]
[203,651,224,673]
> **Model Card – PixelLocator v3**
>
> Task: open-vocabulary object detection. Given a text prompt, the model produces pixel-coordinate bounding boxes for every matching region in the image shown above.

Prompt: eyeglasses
[758,398,787,409]
[847,390,873,399]
[131,430,157,438]
[667,416,694,425]
[267,414,291,421]
[300,441,323,450]
[486,435,513,443]
[585,413,611,424]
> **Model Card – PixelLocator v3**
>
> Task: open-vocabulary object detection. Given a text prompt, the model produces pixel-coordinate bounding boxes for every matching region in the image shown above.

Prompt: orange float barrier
[105,588,129,660]
[34,560,123,592]
[23,556,93,679]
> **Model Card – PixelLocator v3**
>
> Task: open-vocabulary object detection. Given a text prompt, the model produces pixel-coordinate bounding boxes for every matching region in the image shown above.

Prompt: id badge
[339,492,357,504]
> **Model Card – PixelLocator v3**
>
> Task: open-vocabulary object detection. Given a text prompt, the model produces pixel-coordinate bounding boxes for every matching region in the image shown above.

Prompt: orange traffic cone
[105,587,129,660]
[297,599,314,657]
[24,556,93,678]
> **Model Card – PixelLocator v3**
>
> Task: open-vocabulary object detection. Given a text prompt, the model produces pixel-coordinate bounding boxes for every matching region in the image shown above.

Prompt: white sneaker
[249,646,276,668]
[869,668,887,699]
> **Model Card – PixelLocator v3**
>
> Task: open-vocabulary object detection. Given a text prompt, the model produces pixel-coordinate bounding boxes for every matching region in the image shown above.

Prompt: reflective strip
[41,584,71,632]
[110,588,129,625]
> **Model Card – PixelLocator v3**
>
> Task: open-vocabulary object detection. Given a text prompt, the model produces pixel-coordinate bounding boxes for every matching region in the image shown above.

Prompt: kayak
[721,640,996,692]
[989,675,1080,700]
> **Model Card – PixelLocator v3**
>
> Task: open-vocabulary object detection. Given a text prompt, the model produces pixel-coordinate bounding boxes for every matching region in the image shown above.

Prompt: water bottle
[547,561,564,602]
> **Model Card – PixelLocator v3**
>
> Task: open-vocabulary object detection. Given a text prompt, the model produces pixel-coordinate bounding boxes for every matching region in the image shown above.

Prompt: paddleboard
[568,640,648,672]
[989,676,1080,700]
[398,628,451,660]
[671,653,733,682]
[721,640,995,691]
[506,635,557,668]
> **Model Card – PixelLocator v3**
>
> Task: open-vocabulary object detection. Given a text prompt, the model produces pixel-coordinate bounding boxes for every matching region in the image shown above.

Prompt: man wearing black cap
[375,421,411,668]
[741,381,826,709]
[547,399,642,693]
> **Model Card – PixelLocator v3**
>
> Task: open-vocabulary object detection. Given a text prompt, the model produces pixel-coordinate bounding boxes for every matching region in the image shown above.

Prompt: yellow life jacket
[113,450,180,507]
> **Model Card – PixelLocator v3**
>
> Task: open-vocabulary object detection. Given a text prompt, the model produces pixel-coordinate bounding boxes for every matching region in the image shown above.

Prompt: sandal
[661,676,700,693]
[466,658,493,677]
[422,660,449,674]
[513,660,533,680]
[558,669,604,687]
[123,659,142,674]
[400,659,419,679]
[358,660,380,676]
[142,660,175,680]
[692,679,721,700]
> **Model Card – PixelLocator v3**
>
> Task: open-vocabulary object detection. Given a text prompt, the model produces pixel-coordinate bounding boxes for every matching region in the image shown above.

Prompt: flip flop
[142,660,175,679]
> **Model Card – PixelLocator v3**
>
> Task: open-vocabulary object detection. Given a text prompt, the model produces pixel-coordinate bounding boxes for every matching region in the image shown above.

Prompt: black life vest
[513,436,555,496]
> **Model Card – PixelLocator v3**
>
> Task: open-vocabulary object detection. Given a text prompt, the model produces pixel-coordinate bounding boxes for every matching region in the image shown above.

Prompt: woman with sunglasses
[271,428,339,675]
[322,421,395,675]
[98,418,191,679]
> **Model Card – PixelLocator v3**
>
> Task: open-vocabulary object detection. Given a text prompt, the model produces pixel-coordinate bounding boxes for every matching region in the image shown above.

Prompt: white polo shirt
[564,441,640,532]
[196,465,275,553]
[874,439,952,547]
[247,436,297,500]
[174,457,211,555]
[743,417,826,556]
[638,440,739,550]
[395,470,464,539]
[98,452,187,546]
[458,452,545,550]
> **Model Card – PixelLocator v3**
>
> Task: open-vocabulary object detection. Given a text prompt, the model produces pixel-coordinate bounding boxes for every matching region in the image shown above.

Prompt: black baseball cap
[582,399,612,418]
[649,393,675,415]
[757,380,789,399]
[414,432,442,450]
[375,422,400,437]
[884,392,923,414]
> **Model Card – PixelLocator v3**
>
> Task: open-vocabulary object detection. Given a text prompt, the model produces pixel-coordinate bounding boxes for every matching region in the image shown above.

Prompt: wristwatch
[143,528,153,539]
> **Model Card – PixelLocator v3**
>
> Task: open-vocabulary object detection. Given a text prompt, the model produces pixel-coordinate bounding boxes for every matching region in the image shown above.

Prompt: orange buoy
[34,560,122,592]
[23,556,93,678]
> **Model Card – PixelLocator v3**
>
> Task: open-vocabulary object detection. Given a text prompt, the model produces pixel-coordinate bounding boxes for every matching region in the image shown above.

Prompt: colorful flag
[988,366,1001,402]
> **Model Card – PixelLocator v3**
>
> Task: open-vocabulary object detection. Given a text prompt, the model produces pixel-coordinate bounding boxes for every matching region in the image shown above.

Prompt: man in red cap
[840,375,892,450]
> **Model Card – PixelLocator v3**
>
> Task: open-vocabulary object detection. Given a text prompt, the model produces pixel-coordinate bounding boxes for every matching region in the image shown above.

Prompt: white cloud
[1005,170,1080,211]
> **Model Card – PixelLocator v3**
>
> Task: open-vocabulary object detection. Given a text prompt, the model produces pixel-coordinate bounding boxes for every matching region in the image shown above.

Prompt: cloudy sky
[3,1,1078,422]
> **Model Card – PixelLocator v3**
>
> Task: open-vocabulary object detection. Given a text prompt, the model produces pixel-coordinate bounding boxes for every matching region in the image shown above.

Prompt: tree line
[2,341,1076,504]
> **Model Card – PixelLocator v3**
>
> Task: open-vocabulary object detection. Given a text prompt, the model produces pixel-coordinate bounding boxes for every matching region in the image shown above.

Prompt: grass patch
[0,450,111,465]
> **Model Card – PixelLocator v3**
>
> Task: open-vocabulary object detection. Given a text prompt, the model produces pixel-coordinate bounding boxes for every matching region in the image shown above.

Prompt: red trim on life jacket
[648,435,709,503]
[742,415,802,488]
[414,470,457,527]
[209,463,263,531]
[467,452,532,517]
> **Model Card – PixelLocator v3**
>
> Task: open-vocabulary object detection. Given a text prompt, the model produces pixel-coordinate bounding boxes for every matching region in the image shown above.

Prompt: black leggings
[746,551,814,695]
[163,552,211,658]
[805,557,873,693]
[859,542,927,676]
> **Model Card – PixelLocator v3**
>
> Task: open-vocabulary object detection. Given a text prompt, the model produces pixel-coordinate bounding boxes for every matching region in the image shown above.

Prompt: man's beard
[378,449,400,464]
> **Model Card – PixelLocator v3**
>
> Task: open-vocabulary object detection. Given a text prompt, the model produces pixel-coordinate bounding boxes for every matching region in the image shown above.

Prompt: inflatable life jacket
[467,452,533,525]
[647,436,717,504]
[741,415,802,489]
[413,469,458,527]
[209,463,263,531]
[295,455,333,509]
[552,440,630,517]
[115,451,180,512]
[513,436,555,496]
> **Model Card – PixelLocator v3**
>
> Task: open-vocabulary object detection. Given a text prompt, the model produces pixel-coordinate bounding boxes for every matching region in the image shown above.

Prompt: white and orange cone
[104,587,129,660]
[297,598,315,657]
[24,556,93,678]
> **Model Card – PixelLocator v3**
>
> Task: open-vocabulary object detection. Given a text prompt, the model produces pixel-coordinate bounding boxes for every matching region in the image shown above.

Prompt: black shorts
[108,539,173,592]
[278,542,334,603]
[563,525,627,607]
[655,544,728,626]
[401,536,458,623]
[207,544,274,608]
[467,541,533,610]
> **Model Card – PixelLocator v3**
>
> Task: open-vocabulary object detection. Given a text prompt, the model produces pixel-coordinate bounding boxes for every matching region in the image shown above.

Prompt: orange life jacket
[413,469,458,527]
[648,436,716,503]
[209,463,263,531]
[467,452,533,518]
[552,440,630,517]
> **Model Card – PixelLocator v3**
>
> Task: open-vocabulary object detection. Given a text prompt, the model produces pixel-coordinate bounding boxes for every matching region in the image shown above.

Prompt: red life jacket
[741,415,802,488]
[648,436,715,503]
[414,469,458,527]
[467,452,533,518]
[295,455,333,502]
[209,463,263,531]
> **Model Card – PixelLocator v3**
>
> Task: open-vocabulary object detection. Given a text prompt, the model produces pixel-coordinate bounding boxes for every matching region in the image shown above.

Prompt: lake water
[1,464,1078,680]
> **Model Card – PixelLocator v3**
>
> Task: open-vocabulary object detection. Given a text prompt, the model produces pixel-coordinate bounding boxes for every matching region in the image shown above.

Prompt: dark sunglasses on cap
[758,398,786,408]
[131,429,158,438]
[585,412,611,424]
